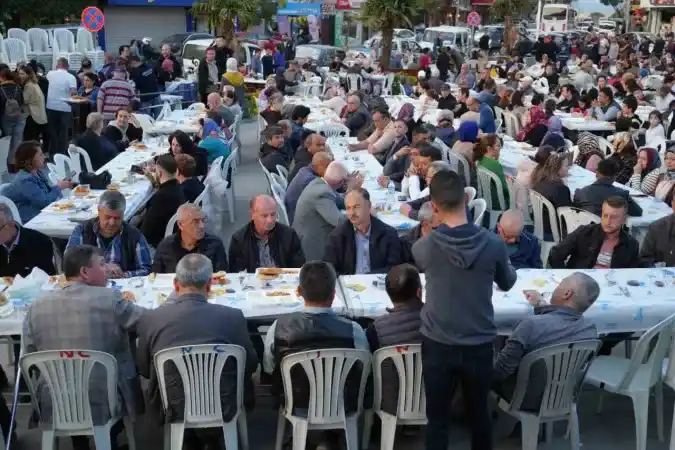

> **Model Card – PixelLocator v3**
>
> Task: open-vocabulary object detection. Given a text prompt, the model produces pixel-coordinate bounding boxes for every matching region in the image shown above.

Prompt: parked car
[159,32,214,57]
[294,44,346,67]
[473,25,505,51]
[364,28,417,48]
[181,39,260,76]
[420,26,471,54]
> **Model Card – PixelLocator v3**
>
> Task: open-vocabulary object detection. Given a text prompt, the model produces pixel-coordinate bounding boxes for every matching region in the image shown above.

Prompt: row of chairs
[18,309,675,450]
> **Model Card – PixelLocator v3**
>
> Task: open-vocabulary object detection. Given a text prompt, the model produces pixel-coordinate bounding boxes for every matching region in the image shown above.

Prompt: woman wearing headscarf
[608,117,638,184]
[257,78,278,111]
[574,132,605,172]
[197,118,231,164]
[397,103,423,142]
[451,121,479,188]
[539,116,567,151]
[221,57,246,108]
[516,96,548,144]
[654,147,675,202]
[628,147,662,195]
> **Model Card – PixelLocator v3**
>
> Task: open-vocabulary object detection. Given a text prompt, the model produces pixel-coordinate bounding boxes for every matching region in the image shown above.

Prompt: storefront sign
[336,0,365,10]
[334,11,344,47]
[650,0,675,5]
[277,2,323,16]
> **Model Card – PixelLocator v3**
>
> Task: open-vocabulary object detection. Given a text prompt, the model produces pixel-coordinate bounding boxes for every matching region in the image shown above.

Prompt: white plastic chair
[564,139,574,151]
[53,154,74,179]
[52,29,83,71]
[0,35,7,65]
[220,151,237,224]
[19,350,136,450]
[0,136,10,180]
[76,28,104,68]
[585,313,675,450]
[469,198,487,226]
[660,332,675,450]
[362,344,426,450]
[27,28,52,69]
[317,122,350,138]
[347,74,363,92]
[257,116,268,143]
[529,190,561,265]
[156,102,173,122]
[272,171,288,190]
[447,152,472,189]
[477,166,507,229]
[8,29,31,59]
[381,73,396,96]
[192,185,210,208]
[132,113,155,135]
[496,340,601,450]
[187,102,205,112]
[275,349,371,450]
[165,213,178,237]
[464,186,477,204]
[3,38,29,67]
[597,136,615,157]
[503,111,521,138]
[154,344,249,450]
[68,144,94,178]
[0,195,22,225]
[276,165,289,183]
[557,207,600,238]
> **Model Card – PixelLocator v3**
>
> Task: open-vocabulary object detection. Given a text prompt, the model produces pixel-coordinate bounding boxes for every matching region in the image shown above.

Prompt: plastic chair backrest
[68,145,94,174]
[597,136,615,157]
[0,195,22,225]
[221,151,237,187]
[132,113,155,134]
[469,198,487,226]
[504,175,518,210]
[372,344,426,421]
[27,29,49,53]
[447,152,471,188]
[276,165,289,182]
[187,102,205,111]
[507,340,601,418]
[615,313,675,392]
[154,344,246,425]
[192,184,210,208]
[19,350,118,431]
[53,29,76,53]
[157,102,172,121]
[564,139,574,151]
[76,28,95,53]
[529,190,561,242]
[382,73,396,95]
[271,186,290,225]
[502,111,520,138]
[53,154,73,179]
[347,74,362,92]
[165,213,178,237]
[477,166,507,211]
[8,29,29,49]
[4,38,28,64]
[557,207,600,237]
[571,145,580,163]
[0,136,10,177]
[280,349,371,423]
[464,186,477,204]
[318,122,350,138]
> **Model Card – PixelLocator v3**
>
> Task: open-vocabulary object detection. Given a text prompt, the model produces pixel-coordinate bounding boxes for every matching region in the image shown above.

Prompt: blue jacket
[479,102,496,133]
[5,170,62,223]
[492,228,543,270]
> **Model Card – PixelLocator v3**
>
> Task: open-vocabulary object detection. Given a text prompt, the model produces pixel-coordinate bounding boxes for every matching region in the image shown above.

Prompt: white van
[181,39,260,77]
[420,26,470,53]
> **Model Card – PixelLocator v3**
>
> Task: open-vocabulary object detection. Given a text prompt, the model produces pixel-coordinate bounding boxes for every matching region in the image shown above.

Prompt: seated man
[324,188,405,275]
[341,94,370,137]
[136,254,258,449]
[403,201,438,254]
[24,245,145,450]
[379,127,431,189]
[0,204,55,277]
[549,196,640,269]
[380,119,410,166]
[495,210,543,269]
[493,272,599,411]
[288,133,328,182]
[402,151,446,201]
[573,159,642,217]
[140,154,186,248]
[348,109,396,163]
[289,105,312,152]
[285,151,333,223]
[640,195,675,267]
[153,204,228,273]
[260,125,289,175]
[175,154,205,203]
[68,190,152,278]
[229,195,305,273]
[263,261,368,406]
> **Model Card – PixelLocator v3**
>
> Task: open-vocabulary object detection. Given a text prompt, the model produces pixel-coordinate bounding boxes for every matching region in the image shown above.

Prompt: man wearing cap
[437,83,457,111]
[98,65,136,122]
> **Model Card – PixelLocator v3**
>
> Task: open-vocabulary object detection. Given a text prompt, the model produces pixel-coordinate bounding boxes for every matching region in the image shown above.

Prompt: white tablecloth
[557,114,615,132]
[340,268,675,334]
[150,109,202,134]
[328,137,419,231]
[0,270,350,335]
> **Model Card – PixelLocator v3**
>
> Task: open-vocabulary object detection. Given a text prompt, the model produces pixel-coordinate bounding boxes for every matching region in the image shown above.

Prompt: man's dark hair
[291,105,311,121]
[597,158,619,178]
[623,95,638,113]
[430,170,465,212]
[346,187,370,203]
[118,45,129,55]
[385,264,422,303]
[615,116,633,132]
[63,245,102,278]
[604,195,627,211]
[265,125,284,138]
[299,261,336,304]
[412,126,429,138]
[156,153,177,174]
[600,86,614,102]
[460,87,469,98]
[372,109,391,120]
[483,78,496,91]
[419,144,442,161]
[531,93,544,106]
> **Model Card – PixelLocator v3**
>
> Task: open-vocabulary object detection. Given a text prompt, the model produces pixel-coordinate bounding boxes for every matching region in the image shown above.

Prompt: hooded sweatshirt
[412,223,517,346]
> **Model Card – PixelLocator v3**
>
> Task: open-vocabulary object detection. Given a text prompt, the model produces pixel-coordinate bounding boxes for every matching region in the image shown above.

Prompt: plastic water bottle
[387,180,395,202]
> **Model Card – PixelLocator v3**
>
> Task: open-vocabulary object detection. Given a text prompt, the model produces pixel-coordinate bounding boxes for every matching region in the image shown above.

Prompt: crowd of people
[2,26,675,450]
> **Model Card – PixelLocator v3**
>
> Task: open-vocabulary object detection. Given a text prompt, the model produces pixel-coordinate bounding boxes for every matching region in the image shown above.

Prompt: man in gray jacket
[412,170,517,450]
[292,161,350,261]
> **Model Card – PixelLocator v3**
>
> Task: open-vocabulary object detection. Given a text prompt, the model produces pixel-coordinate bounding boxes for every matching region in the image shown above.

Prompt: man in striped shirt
[97,65,136,121]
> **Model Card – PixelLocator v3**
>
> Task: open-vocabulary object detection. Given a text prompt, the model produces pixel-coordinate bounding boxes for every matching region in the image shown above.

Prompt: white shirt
[645,125,666,148]
[46,69,77,112]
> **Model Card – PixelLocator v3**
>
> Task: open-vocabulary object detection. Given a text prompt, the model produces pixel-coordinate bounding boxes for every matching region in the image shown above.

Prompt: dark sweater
[180,177,205,203]
[152,232,228,273]
[140,179,185,247]
[260,144,288,175]
[74,130,119,171]
[102,123,143,153]
[0,226,55,277]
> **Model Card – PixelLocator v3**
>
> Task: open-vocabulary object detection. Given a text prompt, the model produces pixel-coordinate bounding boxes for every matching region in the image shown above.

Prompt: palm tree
[491,0,537,51]
[191,0,262,39]
[360,0,420,69]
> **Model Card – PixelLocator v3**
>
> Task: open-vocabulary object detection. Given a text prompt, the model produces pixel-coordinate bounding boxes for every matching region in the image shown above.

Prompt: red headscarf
[516,106,548,142]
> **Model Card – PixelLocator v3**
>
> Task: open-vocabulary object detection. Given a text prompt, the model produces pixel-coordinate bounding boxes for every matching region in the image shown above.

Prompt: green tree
[191,0,263,38]
[490,0,537,50]
[600,0,623,16]
[359,0,420,69]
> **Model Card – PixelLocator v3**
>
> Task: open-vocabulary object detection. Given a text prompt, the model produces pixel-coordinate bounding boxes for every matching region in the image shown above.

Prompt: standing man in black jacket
[228,195,305,272]
[436,47,451,81]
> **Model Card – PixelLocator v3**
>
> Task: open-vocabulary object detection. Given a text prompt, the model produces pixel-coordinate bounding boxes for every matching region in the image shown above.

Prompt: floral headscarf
[575,132,605,167]
[397,103,415,122]
[516,105,547,141]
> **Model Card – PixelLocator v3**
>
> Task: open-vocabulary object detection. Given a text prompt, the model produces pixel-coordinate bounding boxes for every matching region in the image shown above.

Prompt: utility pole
[623,0,632,32]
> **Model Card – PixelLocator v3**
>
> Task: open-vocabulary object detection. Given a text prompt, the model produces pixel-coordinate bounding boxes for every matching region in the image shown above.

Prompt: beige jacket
[23,82,47,124]
[366,120,396,155]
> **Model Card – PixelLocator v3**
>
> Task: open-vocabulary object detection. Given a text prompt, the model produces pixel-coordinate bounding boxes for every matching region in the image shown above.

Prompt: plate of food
[257,268,282,280]
[247,290,300,307]
[131,143,148,150]
[2,277,13,287]
[212,271,230,285]
[121,291,136,302]
[46,201,75,212]
[345,283,366,292]
[48,275,67,288]
[73,185,91,197]
[107,183,121,191]
[156,292,169,304]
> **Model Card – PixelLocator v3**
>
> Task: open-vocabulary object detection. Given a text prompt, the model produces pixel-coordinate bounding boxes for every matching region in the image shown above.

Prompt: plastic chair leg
[655,384,665,442]
[41,430,56,450]
[92,424,113,450]
[226,190,235,224]
[520,416,541,450]
[222,421,239,450]
[545,421,554,444]
[379,413,398,450]
[168,423,185,450]
[238,411,250,450]
[568,404,581,450]
[274,412,285,450]
[344,415,360,450]
[123,416,137,450]
[669,402,675,450]
[596,391,604,414]
[291,419,308,450]
[361,409,373,449]
[630,391,650,450]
